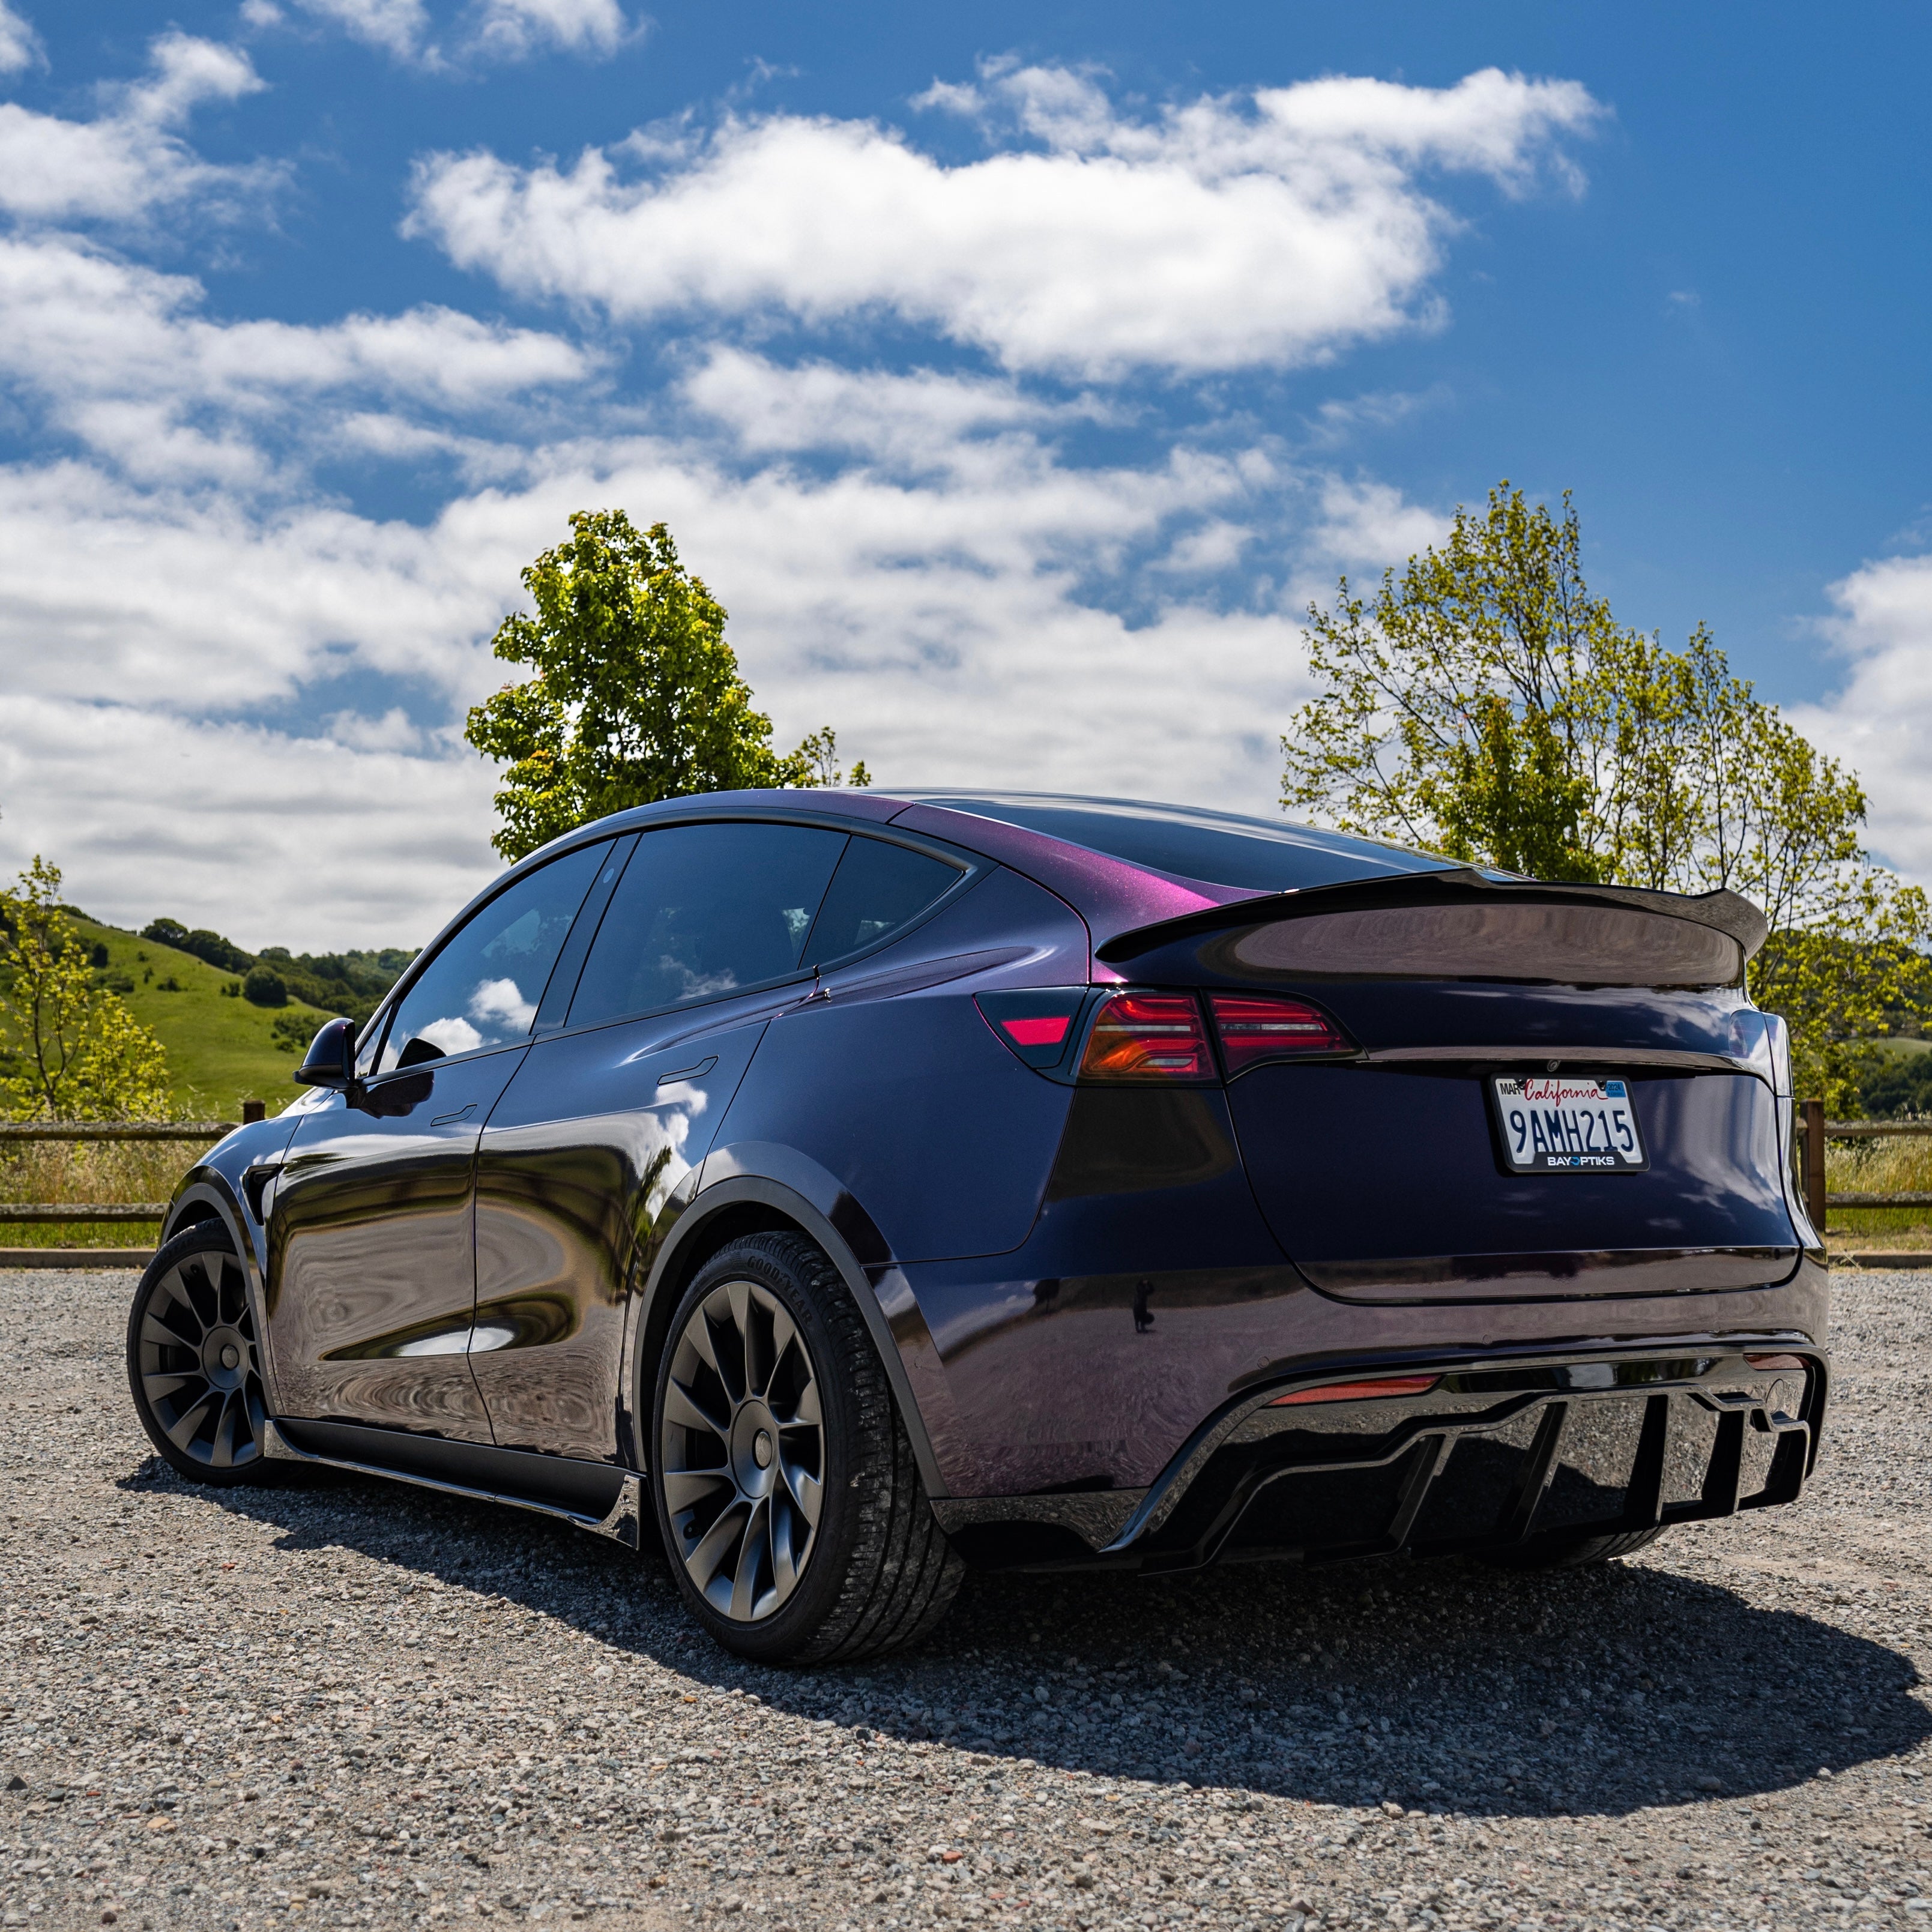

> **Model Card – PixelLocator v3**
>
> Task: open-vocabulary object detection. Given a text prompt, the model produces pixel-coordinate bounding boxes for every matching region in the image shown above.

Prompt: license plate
[1491,1075,1647,1173]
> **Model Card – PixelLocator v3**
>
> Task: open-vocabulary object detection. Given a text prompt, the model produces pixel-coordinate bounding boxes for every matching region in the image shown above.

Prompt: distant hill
[62,915,415,1121]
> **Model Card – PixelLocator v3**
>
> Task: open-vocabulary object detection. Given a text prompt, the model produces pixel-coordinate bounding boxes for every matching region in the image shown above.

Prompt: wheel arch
[631,1164,949,1500]
[160,1173,282,1414]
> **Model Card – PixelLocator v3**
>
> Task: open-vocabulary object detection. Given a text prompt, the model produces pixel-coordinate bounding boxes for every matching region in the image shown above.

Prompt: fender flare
[162,1170,285,1416]
[631,1148,950,1499]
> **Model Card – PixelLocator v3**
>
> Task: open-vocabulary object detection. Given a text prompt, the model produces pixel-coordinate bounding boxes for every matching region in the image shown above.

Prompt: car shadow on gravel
[146,1455,1925,1823]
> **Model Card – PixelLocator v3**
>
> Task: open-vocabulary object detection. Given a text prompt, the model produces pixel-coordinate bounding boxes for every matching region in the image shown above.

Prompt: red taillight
[1208,993,1353,1071]
[1745,1353,1807,1371]
[1269,1374,1439,1407]
[1079,991,1213,1082]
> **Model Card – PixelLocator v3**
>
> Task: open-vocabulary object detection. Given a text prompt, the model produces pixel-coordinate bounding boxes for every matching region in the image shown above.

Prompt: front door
[262,838,615,1439]
[267,1051,526,1438]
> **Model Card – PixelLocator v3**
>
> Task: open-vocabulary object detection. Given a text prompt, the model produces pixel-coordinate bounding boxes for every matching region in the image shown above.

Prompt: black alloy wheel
[127,1222,272,1484]
[650,1231,962,1664]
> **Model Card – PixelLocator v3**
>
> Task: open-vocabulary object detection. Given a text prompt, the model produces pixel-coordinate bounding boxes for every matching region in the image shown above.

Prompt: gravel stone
[3,1265,1925,1932]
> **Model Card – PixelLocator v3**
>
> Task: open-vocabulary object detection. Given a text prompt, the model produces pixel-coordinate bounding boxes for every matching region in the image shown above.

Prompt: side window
[800,836,963,968]
[378,842,608,1073]
[567,822,847,1029]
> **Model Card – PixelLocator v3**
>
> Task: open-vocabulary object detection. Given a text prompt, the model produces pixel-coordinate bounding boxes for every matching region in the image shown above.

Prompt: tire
[650,1231,962,1665]
[1479,1524,1667,1571]
[126,1221,274,1485]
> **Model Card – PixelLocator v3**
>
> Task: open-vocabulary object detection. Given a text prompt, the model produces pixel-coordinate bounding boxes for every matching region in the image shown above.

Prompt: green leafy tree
[1282,483,1930,1109]
[0,857,172,1120]
[466,511,868,862]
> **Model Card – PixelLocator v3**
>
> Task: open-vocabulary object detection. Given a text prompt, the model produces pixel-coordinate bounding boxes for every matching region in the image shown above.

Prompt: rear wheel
[1479,1524,1667,1571]
[126,1222,272,1485]
[650,1231,962,1664]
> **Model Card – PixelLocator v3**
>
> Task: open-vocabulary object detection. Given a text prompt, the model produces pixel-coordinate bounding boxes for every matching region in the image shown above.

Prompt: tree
[466,511,868,862]
[0,857,172,1120]
[1281,483,1930,1109]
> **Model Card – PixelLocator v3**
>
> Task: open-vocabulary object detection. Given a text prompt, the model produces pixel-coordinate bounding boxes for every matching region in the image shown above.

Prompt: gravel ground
[4,1266,1928,1932]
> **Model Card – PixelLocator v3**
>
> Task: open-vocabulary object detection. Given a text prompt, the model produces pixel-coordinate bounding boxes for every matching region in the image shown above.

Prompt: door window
[379,841,609,1072]
[800,836,963,967]
[567,821,847,1028]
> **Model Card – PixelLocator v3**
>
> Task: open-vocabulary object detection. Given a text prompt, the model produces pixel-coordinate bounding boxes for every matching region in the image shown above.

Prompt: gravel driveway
[4,1266,1925,1932]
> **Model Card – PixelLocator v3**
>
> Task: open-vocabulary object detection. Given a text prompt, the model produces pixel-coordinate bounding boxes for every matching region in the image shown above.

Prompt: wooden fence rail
[0,1111,258,1239]
[1796,1102,1932,1227]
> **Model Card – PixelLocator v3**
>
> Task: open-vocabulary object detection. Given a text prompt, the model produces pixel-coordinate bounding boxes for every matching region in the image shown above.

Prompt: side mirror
[295,1016,358,1090]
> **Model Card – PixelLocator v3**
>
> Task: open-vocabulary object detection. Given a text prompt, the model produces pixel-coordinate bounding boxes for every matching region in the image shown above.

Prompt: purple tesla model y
[127,791,1826,1662]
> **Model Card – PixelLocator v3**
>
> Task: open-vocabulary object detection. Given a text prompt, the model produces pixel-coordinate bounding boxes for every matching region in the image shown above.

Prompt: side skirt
[264,1417,645,1548]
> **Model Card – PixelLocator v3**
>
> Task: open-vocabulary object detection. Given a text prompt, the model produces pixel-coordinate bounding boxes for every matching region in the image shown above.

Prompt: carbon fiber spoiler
[1094,866,1769,967]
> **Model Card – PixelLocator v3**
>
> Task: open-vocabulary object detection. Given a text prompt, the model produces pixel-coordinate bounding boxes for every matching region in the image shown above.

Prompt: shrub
[242,967,287,1007]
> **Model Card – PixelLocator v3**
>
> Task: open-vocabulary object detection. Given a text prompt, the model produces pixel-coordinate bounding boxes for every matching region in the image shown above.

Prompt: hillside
[65,917,357,1120]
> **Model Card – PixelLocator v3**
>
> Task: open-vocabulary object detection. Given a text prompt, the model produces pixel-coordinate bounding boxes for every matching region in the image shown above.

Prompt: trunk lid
[1100,869,1802,1302]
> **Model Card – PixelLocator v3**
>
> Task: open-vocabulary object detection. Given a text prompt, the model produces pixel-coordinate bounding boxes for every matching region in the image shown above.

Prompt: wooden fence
[1795,1102,1932,1228]
[0,1100,1924,1256]
[0,1112,258,1242]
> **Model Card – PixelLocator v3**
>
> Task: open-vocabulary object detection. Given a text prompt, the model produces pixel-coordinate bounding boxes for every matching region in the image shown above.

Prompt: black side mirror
[295,1017,358,1090]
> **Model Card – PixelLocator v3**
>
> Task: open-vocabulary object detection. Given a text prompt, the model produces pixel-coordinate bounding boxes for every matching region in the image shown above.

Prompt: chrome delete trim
[1360,1045,1760,1078]
[262,1420,645,1548]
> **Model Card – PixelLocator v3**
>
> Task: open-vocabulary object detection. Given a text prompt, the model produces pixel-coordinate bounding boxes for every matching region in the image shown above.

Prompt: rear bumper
[932,1335,1826,1573]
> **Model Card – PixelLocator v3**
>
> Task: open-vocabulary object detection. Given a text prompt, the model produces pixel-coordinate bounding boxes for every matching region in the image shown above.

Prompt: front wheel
[126,1222,273,1484]
[1478,1525,1667,1571]
[650,1231,962,1664]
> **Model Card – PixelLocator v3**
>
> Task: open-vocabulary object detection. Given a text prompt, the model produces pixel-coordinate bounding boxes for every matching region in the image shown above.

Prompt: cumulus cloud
[1793,552,1932,882]
[269,0,629,67]
[277,0,433,62]
[0,235,592,486]
[0,1,43,74]
[0,33,277,225]
[408,64,1602,378]
[470,0,629,60]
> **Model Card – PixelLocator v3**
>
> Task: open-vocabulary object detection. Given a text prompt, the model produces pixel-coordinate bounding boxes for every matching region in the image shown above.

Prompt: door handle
[430,1102,478,1127]
[656,1057,717,1088]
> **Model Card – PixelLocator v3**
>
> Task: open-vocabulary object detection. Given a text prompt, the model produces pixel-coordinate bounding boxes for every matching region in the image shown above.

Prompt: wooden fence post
[1802,1098,1828,1231]
[241,1100,265,1124]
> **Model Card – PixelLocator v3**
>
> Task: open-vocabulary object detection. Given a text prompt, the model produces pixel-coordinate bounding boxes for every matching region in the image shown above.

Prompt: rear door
[468,819,853,1462]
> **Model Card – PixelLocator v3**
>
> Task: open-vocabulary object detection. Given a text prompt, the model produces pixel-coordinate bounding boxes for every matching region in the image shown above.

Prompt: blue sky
[1,0,1928,946]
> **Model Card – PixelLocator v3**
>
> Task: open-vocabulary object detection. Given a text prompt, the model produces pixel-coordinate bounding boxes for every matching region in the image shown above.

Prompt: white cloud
[1794,551,1932,884]
[471,0,628,60]
[280,0,433,63]
[0,1,43,74]
[271,0,629,67]
[408,64,1602,378]
[0,694,500,953]
[0,235,591,486]
[0,34,276,225]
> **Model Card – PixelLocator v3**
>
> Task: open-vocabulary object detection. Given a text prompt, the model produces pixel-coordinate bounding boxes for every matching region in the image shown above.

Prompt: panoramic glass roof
[899,792,1453,893]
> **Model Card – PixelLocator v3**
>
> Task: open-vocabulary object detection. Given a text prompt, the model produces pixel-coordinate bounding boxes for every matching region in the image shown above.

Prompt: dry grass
[1826,1128,1932,1250]
[0,1138,204,1249]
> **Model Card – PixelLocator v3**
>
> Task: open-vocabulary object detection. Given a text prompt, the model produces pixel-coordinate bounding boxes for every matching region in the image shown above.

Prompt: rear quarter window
[801,836,963,967]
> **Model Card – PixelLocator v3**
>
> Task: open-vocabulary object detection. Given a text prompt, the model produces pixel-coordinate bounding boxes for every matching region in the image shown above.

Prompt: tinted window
[568,822,847,1028]
[379,842,608,1072]
[800,836,961,967]
[905,793,1452,892]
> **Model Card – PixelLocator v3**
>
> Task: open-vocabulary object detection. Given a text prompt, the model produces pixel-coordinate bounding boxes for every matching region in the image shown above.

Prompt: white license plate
[1491,1075,1647,1173]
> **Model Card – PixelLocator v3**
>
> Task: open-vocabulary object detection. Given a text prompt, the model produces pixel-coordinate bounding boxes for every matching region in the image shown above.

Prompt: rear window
[801,836,962,968]
[906,794,1449,893]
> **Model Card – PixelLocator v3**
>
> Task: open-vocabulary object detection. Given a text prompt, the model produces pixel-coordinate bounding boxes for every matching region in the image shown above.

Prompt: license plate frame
[1490,1074,1647,1173]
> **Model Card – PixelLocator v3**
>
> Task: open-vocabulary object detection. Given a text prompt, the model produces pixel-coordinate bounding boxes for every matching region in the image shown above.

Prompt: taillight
[1207,993,1353,1071]
[1269,1374,1440,1407]
[1079,991,1213,1082]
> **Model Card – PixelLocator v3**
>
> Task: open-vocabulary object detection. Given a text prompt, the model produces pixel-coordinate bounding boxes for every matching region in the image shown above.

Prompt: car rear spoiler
[1094,866,1769,977]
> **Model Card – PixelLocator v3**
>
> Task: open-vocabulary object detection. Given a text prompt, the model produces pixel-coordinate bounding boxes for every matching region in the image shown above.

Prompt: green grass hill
[65,917,411,1121]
